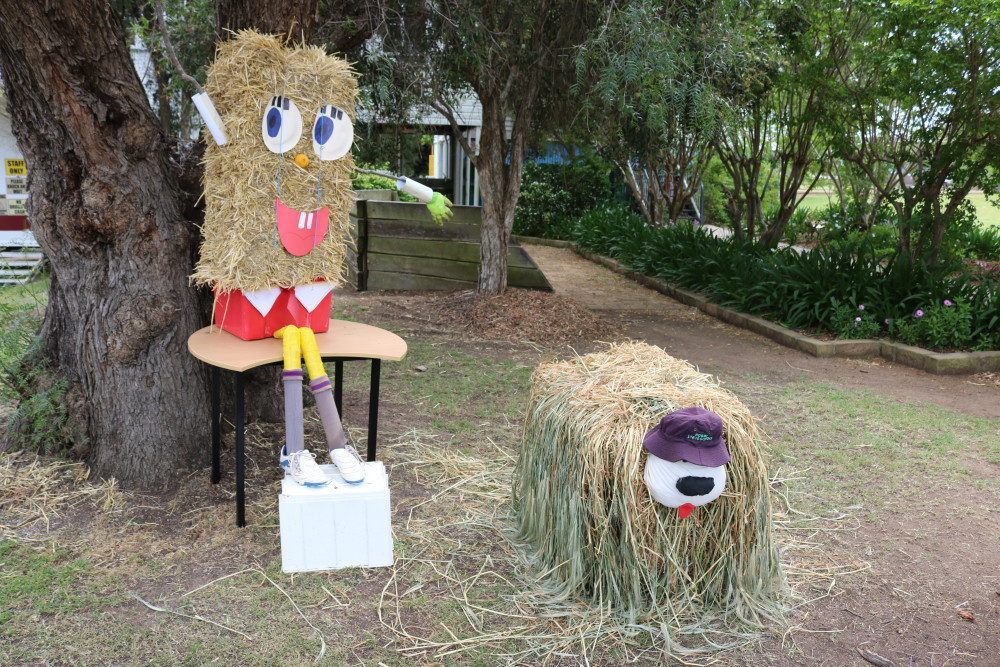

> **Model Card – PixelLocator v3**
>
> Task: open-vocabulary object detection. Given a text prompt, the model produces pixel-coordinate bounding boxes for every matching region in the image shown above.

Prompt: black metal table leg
[211,366,221,484]
[334,360,343,417]
[235,372,246,528]
[367,359,381,462]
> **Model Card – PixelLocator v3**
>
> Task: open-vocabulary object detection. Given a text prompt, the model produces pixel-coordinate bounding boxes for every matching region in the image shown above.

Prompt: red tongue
[275,198,329,256]
[678,503,695,519]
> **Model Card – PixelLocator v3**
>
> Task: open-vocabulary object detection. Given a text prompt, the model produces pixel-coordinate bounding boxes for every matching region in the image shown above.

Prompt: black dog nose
[676,476,715,497]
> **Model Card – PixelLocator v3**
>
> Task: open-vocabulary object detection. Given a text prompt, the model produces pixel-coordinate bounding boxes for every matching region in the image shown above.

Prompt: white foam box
[278,461,393,572]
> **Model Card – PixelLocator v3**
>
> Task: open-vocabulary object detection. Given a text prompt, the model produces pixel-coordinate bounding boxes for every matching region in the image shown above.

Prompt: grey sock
[309,375,347,450]
[282,371,305,455]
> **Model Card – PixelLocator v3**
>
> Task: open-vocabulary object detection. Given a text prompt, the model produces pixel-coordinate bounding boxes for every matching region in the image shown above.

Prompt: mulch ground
[362,287,621,348]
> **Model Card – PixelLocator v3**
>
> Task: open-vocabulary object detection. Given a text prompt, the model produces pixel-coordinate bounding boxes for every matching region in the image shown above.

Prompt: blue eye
[312,105,353,161]
[266,108,282,138]
[314,116,334,145]
[261,95,303,153]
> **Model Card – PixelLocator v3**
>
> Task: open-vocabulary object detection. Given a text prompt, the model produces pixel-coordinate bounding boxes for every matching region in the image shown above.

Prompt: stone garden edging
[516,236,1000,376]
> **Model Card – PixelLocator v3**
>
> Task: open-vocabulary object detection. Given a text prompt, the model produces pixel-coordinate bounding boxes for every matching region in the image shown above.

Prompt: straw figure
[186,30,451,487]
[191,31,365,486]
[513,342,784,638]
[193,31,358,320]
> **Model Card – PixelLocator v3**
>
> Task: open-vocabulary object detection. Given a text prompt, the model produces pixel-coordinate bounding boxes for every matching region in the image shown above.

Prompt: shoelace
[292,450,318,473]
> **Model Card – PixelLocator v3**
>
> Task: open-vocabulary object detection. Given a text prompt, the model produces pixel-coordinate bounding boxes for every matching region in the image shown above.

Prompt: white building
[0,87,34,248]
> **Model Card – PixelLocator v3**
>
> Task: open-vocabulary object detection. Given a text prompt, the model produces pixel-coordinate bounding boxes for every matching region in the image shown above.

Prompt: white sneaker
[281,446,329,488]
[330,445,366,485]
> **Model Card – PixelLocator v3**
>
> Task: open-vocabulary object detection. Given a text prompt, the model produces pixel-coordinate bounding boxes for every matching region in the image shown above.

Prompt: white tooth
[307,212,314,229]
[297,211,306,229]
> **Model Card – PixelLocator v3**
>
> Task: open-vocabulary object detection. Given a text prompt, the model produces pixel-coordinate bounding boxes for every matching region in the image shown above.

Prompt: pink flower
[944,299,952,306]
[858,305,865,310]
[855,317,862,322]
[915,310,924,318]
[884,318,889,324]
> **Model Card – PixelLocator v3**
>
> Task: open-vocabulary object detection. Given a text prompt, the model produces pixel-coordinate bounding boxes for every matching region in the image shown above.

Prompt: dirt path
[523,242,1000,418]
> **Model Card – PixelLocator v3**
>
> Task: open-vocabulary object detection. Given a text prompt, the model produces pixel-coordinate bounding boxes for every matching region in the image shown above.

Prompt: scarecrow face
[641,407,730,518]
[192,31,359,293]
[644,455,726,518]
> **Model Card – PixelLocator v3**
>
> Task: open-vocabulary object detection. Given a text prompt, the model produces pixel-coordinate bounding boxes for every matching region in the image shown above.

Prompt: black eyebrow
[270,95,277,106]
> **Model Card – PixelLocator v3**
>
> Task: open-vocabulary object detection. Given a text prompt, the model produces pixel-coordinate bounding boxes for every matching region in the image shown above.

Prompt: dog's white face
[644,454,726,512]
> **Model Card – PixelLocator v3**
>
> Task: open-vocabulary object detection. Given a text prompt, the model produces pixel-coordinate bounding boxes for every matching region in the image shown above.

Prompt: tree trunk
[153,55,173,135]
[215,0,317,40]
[475,92,523,295]
[0,0,209,488]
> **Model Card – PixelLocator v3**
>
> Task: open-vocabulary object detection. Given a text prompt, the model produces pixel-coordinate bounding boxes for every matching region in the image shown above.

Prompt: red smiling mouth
[275,198,329,256]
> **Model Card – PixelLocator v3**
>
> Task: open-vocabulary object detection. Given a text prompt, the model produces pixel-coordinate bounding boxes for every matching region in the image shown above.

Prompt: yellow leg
[274,325,305,455]
[299,327,326,380]
[299,327,347,451]
[274,325,302,371]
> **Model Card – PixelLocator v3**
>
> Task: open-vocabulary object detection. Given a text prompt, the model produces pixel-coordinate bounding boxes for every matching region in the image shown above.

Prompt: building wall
[0,97,34,246]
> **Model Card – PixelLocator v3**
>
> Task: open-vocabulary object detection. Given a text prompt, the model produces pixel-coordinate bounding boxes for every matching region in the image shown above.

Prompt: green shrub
[832,302,881,339]
[935,200,982,265]
[780,207,818,245]
[513,154,614,238]
[1,289,82,457]
[960,224,1000,262]
[816,201,900,256]
[566,209,997,350]
[892,298,974,350]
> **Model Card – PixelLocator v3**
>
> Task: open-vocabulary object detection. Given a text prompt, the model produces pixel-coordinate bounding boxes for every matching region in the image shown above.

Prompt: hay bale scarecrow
[513,342,783,635]
[188,31,450,487]
[192,31,358,331]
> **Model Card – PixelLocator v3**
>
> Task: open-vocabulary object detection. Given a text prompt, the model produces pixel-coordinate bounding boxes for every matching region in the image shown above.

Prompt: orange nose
[294,153,309,169]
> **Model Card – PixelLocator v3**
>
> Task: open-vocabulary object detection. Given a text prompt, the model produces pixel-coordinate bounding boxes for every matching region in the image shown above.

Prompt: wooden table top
[187,320,408,372]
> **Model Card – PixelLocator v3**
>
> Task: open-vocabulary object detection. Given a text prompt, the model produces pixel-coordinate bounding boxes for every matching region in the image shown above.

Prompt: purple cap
[642,407,729,467]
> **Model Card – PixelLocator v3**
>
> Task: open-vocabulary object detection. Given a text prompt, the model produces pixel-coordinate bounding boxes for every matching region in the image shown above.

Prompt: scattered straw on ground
[0,451,121,543]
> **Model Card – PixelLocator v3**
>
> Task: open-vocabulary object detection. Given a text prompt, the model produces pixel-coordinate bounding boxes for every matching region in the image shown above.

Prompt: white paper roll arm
[355,169,454,224]
[192,92,228,146]
[396,176,434,203]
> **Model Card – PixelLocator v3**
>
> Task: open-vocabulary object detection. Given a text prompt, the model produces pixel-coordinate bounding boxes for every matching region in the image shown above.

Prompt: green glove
[426,192,454,225]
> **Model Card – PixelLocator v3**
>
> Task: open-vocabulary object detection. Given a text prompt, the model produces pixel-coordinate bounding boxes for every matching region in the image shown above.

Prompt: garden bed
[519,235,1000,375]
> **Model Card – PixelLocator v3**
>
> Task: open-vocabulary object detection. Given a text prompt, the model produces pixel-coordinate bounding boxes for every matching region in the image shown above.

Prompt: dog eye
[261,95,303,153]
[311,105,353,161]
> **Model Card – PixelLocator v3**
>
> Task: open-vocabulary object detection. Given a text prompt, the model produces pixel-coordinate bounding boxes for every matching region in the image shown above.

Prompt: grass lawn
[3,287,1000,664]
[798,191,1000,228]
[0,276,48,307]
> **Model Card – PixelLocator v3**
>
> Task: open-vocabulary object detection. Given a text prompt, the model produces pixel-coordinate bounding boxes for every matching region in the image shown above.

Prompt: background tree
[372,0,600,294]
[714,1,848,247]
[129,0,215,137]
[826,0,1000,265]
[575,0,744,227]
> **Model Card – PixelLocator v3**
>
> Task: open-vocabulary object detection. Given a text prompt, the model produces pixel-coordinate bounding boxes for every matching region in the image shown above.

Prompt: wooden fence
[349,191,551,292]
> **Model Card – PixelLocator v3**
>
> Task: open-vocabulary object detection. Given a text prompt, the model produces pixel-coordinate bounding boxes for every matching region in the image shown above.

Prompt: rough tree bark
[0,0,209,487]
[474,89,529,295]
[215,0,316,40]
